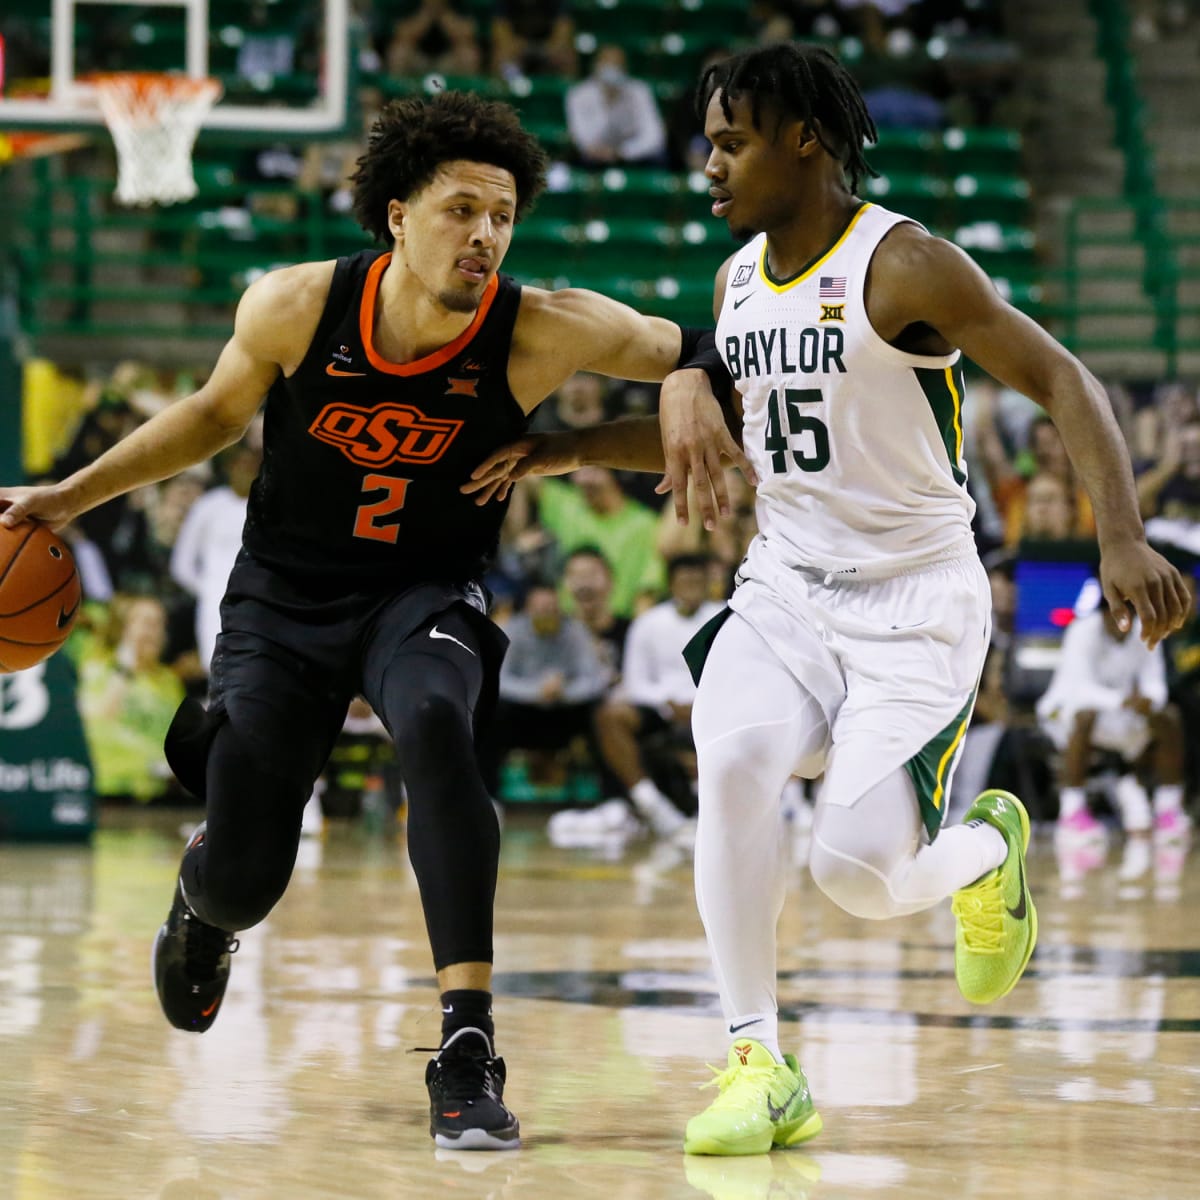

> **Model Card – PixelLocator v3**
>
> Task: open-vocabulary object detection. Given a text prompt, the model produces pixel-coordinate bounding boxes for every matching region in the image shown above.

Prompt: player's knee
[809,844,903,920]
[199,857,289,931]
[695,726,780,809]
[392,690,469,762]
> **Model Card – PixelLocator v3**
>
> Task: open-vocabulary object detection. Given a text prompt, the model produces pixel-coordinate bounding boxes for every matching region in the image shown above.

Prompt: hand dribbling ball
[0,521,82,672]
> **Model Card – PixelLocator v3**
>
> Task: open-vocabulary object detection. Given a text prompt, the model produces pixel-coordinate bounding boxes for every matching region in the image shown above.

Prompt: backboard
[0,0,349,135]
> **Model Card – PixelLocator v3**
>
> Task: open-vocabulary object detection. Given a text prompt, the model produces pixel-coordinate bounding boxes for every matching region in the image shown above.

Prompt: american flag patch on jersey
[819,276,846,298]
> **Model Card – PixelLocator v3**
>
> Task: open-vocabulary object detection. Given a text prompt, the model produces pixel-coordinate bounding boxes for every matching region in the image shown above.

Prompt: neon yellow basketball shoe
[684,1040,823,1156]
[952,789,1038,1005]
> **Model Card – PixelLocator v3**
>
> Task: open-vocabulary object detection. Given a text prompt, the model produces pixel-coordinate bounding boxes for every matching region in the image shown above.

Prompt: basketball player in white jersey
[464,43,1190,1156]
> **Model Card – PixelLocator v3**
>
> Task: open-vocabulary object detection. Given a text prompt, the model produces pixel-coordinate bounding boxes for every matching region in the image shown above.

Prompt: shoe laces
[700,1062,780,1110]
[183,912,237,980]
[951,873,1004,955]
[425,1044,503,1105]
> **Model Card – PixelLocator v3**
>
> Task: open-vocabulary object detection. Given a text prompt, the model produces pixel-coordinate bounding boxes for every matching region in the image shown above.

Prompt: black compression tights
[181,721,310,932]
[181,621,500,972]
[371,625,499,971]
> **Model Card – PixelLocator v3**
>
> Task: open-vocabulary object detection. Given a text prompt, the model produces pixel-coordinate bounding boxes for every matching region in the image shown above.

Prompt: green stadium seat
[941,127,1022,176]
[864,172,948,227]
[948,174,1031,226]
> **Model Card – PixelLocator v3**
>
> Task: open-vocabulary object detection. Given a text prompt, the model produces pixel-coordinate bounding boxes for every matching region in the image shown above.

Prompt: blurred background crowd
[2,0,1198,882]
[28,357,1200,872]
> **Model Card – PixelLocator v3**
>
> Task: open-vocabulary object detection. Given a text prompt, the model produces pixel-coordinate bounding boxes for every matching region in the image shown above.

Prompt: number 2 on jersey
[354,474,410,544]
[764,388,830,473]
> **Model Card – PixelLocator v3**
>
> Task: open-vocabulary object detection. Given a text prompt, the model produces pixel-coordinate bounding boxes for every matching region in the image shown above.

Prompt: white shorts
[1042,705,1151,761]
[726,535,992,836]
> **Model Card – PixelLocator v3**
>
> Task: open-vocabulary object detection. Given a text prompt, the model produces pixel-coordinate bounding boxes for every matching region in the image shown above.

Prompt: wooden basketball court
[1,810,1196,1199]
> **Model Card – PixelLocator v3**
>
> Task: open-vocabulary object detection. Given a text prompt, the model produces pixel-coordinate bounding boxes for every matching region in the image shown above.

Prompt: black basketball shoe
[152,824,238,1033]
[426,1028,521,1150]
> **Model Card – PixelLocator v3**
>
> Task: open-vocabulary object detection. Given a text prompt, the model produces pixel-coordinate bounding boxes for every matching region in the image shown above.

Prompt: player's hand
[655,368,756,531]
[0,484,80,532]
[1099,537,1191,649]
[462,433,582,505]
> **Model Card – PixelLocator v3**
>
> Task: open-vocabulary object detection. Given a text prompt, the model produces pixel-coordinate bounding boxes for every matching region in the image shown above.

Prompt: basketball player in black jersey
[0,91,737,1151]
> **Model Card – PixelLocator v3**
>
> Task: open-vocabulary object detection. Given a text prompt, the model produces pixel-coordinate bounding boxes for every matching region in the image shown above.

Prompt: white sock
[1058,786,1087,819]
[726,1012,783,1063]
[630,778,671,812]
[1153,783,1184,815]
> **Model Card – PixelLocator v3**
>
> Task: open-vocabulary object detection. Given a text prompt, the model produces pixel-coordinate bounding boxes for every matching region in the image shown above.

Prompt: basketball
[0,522,82,673]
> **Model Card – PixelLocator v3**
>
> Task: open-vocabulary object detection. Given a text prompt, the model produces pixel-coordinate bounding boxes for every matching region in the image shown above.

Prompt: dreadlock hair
[351,90,549,243]
[695,42,877,193]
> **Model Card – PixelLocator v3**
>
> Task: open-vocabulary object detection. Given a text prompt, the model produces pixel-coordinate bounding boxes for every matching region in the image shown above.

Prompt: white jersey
[718,202,976,577]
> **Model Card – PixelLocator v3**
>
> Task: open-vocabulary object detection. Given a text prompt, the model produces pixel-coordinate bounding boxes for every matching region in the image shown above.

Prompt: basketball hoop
[92,72,221,206]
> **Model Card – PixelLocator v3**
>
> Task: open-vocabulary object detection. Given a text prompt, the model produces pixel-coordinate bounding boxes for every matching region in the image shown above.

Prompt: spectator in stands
[562,546,629,685]
[54,386,139,559]
[1018,472,1077,542]
[170,438,261,673]
[1138,420,1200,554]
[565,44,668,168]
[535,466,665,617]
[977,401,1096,546]
[77,595,186,803]
[481,584,608,794]
[591,554,725,836]
[490,0,576,80]
[530,370,609,434]
[384,0,482,77]
[1037,599,1186,840]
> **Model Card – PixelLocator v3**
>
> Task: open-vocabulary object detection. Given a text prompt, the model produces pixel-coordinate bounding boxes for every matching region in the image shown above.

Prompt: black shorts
[633,705,671,738]
[165,551,508,797]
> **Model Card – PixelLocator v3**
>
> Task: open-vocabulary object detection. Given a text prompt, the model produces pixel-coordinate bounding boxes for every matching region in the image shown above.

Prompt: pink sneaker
[1056,808,1105,841]
[1153,809,1192,843]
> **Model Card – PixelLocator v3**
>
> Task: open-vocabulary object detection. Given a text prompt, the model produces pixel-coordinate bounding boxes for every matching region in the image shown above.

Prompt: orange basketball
[0,522,82,673]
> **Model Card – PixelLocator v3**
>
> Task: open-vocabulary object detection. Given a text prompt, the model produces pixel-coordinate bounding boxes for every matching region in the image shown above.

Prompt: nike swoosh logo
[200,999,220,1018]
[56,599,80,629]
[890,620,929,631]
[326,363,366,377]
[429,626,476,656]
[1007,847,1028,921]
[729,1019,761,1034]
[733,294,755,310]
[766,1078,804,1123]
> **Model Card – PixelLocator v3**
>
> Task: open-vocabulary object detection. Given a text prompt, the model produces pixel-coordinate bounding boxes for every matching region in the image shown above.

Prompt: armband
[675,325,731,398]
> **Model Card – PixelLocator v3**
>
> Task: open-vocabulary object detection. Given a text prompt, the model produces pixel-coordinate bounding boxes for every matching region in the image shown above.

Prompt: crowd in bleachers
[4,1,1196,883]
[36,356,1199,885]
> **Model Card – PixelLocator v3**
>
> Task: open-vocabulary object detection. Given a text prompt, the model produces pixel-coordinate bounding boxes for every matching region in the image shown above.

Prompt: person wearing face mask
[565,45,668,168]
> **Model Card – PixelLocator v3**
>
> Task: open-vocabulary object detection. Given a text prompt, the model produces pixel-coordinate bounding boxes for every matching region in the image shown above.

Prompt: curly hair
[350,90,549,243]
[695,42,877,193]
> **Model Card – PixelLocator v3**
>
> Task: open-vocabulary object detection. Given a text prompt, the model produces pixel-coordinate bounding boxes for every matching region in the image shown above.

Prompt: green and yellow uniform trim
[905,687,977,839]
[758,203,873,293]
[914,363,968,486]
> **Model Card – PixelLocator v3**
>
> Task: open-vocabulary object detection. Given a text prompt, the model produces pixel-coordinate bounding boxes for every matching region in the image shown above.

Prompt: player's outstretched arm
[881,225,1190,647]
[0,264,326,532]
[462,415,665,505]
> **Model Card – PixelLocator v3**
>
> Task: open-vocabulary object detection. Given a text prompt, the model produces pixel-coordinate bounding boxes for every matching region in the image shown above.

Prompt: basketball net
[93,73,221,206]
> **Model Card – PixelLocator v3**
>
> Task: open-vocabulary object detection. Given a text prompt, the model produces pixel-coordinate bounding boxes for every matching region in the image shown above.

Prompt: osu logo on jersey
[309,401,464,467]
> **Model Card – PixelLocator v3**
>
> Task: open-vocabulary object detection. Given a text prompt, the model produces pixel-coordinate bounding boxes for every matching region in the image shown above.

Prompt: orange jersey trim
[358,253,499,377]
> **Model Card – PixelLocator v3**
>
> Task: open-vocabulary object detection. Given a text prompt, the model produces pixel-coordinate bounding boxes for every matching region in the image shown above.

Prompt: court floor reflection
[0,813,1197,1199]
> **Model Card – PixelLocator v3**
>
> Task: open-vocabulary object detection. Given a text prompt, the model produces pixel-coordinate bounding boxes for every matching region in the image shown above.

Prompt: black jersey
[242,250,529,591]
